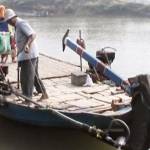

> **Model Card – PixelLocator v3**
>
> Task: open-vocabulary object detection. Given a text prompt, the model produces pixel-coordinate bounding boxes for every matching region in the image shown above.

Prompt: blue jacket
[0,21,9,32]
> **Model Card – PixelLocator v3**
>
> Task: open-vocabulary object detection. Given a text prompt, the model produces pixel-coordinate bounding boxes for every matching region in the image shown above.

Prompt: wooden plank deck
[4,54,131,114]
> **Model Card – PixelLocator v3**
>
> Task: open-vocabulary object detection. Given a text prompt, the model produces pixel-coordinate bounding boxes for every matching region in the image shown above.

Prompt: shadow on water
[0,116,116,150]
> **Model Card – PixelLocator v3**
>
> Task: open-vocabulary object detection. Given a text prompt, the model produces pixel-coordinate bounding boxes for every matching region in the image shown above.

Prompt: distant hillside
[1,0,150,17]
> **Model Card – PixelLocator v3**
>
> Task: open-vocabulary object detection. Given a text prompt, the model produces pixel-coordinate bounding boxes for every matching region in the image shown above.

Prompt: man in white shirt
[5,9,48,100]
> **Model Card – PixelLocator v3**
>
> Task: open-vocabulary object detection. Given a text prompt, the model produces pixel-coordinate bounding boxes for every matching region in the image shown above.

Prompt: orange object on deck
[0,5,5,19]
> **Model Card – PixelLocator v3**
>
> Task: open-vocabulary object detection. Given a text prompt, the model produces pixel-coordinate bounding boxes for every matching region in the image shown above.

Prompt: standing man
[0,5,9,63]
[5,8,48,100]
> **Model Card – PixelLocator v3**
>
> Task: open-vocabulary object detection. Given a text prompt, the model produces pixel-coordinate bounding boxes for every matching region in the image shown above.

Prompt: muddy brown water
[0,116,117,150]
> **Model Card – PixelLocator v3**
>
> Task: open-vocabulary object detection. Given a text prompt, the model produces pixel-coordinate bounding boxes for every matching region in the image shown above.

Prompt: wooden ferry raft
[6,54,131,115]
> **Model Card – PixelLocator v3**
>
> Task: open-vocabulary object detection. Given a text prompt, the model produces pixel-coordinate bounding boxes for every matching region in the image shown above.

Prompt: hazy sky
[119,0,150,4]
[134,0,150,4]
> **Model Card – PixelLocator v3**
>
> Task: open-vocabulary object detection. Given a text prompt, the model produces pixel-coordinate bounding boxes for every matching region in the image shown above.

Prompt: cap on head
[0,5,5,20]
[5,9,17,21]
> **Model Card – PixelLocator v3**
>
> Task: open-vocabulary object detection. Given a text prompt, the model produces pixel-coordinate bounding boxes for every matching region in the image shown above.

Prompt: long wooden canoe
[0,54,131,129]
[0,53,132,149]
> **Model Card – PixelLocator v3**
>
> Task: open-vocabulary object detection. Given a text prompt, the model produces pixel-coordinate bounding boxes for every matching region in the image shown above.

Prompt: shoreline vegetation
[2,0,150,17]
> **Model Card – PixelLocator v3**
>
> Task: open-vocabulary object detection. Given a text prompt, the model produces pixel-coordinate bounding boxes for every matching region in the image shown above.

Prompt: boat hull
[0,102,112,128]
[0,101,130,129]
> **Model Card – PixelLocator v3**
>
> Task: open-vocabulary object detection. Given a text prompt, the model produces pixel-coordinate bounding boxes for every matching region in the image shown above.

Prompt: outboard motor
[88,47,116,83]
[104,119,130,150]
[96,47,116,66]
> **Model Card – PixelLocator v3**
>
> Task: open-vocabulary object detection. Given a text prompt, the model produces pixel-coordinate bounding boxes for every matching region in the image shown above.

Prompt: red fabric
[76,39,86,49]
[10,36,16,49]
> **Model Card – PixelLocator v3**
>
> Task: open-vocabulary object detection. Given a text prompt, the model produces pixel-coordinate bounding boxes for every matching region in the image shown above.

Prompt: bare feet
[37,93,49,101]
[40,93,49,100]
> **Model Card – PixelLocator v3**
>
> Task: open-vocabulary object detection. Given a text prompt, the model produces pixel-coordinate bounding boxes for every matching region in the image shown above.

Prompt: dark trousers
[19,58,46,98]
[34,58,46,94]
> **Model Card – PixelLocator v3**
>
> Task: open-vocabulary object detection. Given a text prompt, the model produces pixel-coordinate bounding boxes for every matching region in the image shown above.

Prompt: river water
[28,16,150,79]
[0,116,116,150]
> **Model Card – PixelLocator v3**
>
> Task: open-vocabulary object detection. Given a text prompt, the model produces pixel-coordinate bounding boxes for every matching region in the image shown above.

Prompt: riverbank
[2,0,150,17]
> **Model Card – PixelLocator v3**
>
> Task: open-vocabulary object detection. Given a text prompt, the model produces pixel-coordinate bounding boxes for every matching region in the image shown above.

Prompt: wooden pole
[17,65,20,89]
[79,30,83,71]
